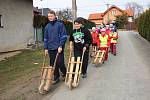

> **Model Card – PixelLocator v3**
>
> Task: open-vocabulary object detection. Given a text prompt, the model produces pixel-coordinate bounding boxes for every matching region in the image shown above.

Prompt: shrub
[136,8,150,42]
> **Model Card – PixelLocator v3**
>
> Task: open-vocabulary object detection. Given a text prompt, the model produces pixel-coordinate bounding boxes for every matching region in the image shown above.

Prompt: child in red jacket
[91,27,99,46]
[97,28,110,61]
[91,27,99,57]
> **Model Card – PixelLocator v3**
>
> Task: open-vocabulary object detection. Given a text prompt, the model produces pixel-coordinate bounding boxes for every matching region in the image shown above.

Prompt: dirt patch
[0,51,21,61]
[0,69,63,100]
[0,42,70,100]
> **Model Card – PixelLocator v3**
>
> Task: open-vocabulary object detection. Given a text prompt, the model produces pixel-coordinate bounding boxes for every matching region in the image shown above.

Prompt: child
[69,18,92,78]
[110,31,119,55]
[91,27,99,57]
[97,28,110,61]
[91,27,99,46]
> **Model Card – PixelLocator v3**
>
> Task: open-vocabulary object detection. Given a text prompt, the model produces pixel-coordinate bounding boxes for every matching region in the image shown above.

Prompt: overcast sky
[33,0,150,18]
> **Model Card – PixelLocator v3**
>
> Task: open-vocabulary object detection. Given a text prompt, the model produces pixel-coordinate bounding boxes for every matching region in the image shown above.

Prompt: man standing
[44,10,67,84]
[69,18,92,78]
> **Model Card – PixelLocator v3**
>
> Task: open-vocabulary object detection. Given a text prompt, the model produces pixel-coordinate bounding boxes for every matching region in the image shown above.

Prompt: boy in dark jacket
[69,18,92,78]
[44,10,67,84]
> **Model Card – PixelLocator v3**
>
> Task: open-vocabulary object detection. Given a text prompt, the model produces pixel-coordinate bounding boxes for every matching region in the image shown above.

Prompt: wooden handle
[53,53,59,69]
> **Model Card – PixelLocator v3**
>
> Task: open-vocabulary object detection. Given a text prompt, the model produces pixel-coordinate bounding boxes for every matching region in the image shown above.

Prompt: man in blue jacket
[44,10,67,84]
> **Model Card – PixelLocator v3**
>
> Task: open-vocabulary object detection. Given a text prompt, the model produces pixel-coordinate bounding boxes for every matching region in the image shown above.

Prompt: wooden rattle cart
[90,46,98,58]
[65,49,85,90]
[38,53,59,94]
[92,46,108,65]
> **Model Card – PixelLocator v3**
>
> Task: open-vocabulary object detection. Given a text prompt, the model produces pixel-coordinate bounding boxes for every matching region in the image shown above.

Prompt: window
[0,15,3,28]
[112,10,116,15]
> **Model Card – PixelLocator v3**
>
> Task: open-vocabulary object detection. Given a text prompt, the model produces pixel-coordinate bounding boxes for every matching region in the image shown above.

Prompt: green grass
[0,42,70,91]
[0,48,43,89]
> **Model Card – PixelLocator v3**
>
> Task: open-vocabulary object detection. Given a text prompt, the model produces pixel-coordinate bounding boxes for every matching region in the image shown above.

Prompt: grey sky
[33,0,150,18]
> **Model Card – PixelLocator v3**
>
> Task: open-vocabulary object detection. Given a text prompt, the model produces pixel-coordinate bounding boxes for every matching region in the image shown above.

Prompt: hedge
[33,16,95,36]
[135,8,150,42]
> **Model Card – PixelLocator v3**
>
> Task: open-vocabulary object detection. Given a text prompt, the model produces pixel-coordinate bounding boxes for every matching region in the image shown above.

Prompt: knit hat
[100,28,106,32]
[74,17,83,24]
[92,27,96,30]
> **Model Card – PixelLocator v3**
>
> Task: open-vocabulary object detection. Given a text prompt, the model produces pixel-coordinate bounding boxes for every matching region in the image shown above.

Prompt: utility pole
[41,0,43,15]
[72,0,77,28]
[106,3,110,24]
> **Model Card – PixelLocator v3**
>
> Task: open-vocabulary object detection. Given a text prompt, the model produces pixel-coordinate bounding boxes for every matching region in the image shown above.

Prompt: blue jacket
[44,20,67,50]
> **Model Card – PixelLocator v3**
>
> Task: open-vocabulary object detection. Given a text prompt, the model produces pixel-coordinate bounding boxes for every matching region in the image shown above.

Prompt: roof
[88,13,103,20]
[33,7,41,13]
[88,5,134,20]
[103,5,124,15]
[124,8,134,17]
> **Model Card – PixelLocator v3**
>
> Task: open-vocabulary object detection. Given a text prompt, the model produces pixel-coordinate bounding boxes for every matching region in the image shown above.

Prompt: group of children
[69,20,119,79]
[91,24,119,62]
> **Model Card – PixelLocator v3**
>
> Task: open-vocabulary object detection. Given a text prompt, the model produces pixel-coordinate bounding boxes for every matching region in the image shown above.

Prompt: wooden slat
[42,66,53,69]
[68,61,82,64]
[93,50,100,63]
[40,68,47,86]
[72,57,81,87]
[99,50,105,63]
[44,68,53,91]
[66,72,81,74]
[67,57,75,85]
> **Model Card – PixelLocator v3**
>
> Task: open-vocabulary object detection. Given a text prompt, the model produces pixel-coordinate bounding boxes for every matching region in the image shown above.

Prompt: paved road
[43,31,150,100]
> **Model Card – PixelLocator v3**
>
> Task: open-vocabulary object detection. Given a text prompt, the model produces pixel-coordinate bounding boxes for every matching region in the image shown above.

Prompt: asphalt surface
[43,31,150,100]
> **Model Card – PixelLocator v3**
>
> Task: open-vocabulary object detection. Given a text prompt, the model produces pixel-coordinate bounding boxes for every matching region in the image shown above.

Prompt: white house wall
[0,0,34,52]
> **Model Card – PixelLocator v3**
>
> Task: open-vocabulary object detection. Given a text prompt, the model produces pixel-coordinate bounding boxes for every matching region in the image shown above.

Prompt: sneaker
[103,61,105,64]
[82,73,87,78]
[52,78,60,85]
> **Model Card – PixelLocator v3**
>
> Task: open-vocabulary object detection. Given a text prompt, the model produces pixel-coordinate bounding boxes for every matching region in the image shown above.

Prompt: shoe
[82,73,87,78]
[52,78,60,85]
[103,61,105,64]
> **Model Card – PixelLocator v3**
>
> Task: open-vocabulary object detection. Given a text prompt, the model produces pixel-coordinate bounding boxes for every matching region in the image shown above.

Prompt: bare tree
[56,8,73,21]
[125,2,144,18]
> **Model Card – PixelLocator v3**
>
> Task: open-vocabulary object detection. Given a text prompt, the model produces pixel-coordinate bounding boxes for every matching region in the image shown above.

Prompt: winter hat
[100,28,106,32]
[92,27,96,30]
[74,17,83,24]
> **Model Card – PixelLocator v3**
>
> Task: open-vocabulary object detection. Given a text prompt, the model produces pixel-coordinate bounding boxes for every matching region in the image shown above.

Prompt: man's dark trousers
[48,49,66,80]
[74,49,89,74]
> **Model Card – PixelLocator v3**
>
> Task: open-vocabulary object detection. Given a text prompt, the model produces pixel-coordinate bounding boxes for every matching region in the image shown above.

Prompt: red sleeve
[97,38,100,48]
[96,33,99,42]
[107,35,111,46]
[114,33,119,39]
[116,33,119,39]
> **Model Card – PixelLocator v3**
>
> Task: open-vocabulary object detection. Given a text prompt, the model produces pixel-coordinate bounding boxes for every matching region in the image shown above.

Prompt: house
[0,0,34,52]
[33,7,42,16]
[88,13,103,26]
[124,8,134,22]
[88,5,134,26]
[38,8,51,16]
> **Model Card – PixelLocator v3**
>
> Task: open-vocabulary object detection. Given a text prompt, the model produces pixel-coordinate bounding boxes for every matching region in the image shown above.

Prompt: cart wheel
[95,63,99,67]
[38,82,47,94]
[103,61,105,64]
[73,83,78,88]
[68,82,72,90]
